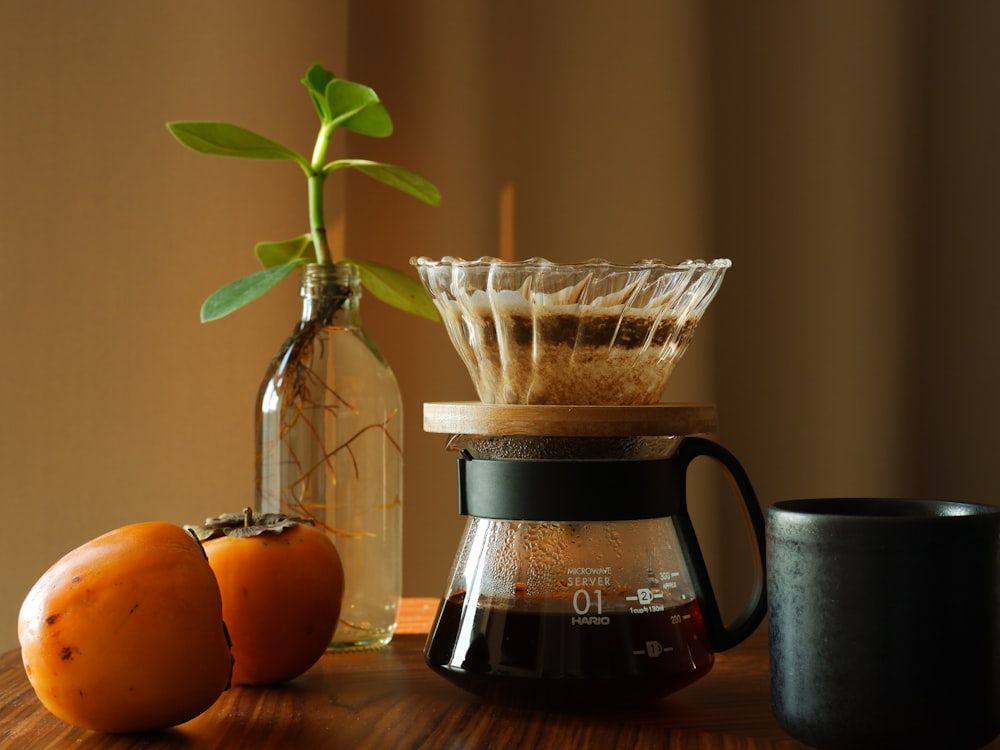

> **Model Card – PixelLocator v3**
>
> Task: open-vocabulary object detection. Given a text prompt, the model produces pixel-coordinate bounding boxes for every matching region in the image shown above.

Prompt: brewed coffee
[425,591,714,709]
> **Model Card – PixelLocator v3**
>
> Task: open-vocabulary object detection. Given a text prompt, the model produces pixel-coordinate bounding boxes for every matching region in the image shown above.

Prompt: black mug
[767,498,1000,750]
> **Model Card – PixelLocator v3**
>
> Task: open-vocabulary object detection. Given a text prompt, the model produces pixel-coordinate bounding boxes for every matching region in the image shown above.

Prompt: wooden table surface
[3,598,995,749]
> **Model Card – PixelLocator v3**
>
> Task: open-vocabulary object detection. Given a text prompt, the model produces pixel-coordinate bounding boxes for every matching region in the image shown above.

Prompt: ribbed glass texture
[411,257,730,405]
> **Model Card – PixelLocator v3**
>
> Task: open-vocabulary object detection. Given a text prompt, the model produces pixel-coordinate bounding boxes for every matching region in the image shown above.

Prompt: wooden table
[3,598,993,749]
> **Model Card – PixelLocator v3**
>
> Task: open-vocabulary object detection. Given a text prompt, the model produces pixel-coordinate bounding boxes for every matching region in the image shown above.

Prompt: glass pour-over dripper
[411,256,730,405]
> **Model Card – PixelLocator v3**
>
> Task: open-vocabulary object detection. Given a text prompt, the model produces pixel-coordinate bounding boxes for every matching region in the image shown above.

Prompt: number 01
[572,589,603,615]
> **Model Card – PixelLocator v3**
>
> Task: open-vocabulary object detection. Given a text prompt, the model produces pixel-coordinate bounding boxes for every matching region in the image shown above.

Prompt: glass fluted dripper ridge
[411,256,730,405]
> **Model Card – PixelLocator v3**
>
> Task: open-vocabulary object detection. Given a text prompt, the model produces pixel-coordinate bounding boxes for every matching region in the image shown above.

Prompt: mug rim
[768,497,1000,520]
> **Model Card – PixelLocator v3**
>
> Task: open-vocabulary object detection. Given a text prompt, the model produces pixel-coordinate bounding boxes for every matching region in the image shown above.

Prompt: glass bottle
[255,263,402,650]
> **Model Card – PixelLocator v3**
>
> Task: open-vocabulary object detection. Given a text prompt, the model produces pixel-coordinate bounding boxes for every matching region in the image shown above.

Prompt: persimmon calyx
[186,507,315,541]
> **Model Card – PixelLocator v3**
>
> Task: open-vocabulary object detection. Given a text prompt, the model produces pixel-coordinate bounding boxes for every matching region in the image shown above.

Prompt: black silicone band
[457,457,683,521]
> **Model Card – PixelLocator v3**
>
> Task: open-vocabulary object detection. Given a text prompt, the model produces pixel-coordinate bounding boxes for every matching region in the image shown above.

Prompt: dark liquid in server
[425,591,714,709]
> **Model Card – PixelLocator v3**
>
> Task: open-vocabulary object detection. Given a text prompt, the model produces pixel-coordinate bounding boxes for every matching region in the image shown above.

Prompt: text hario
[571,615,610,625]
[566,566,612,587]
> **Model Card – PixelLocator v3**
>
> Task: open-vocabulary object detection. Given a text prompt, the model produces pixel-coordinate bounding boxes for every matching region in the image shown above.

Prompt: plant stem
[309,122,337,265]
[308,174,331,265]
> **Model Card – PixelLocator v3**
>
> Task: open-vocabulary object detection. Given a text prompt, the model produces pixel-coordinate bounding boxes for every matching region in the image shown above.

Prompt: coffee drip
[412,257,765,708]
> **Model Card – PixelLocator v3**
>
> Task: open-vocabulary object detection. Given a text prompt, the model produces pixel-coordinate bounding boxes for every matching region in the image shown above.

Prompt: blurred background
[2,1,998,651]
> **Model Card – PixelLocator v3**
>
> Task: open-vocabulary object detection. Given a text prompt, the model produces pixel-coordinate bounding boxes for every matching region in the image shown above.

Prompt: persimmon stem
[243,507,254,528]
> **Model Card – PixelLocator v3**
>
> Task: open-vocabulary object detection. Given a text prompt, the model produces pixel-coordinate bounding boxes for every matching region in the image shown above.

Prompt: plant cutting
[167,64,433,651]
[166,63,440,322]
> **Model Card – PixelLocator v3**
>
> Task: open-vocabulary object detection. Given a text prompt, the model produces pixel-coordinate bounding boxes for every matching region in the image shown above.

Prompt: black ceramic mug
[767,498,1000,750]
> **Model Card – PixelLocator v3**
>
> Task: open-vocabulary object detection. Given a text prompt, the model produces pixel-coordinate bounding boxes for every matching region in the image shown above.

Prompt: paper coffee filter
[411,256,730,405]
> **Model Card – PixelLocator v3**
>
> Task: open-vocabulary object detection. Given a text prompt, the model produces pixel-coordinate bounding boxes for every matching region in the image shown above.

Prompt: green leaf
[346,258,440,321]
[325,80,393,137]
[170,64,443,324]
[302,64,336,121]
[201,261,303,322]
[329,159,442,206]
[167,122,309,169]
[255,235,315,268]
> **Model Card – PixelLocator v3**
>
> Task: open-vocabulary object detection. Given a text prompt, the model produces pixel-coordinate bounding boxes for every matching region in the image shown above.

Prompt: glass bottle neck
[300,263,362,324]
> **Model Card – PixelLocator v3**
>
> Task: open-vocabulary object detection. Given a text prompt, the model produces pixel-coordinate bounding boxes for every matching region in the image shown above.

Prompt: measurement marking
[633,642,675,658]
[624,587,664,604]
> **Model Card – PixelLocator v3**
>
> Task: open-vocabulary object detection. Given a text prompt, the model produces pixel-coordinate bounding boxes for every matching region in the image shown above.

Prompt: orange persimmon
[18,522,233,733]
[190,509,344,686]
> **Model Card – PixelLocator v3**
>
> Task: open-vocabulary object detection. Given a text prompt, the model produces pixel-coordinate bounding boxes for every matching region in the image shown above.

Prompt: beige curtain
[1,1,997,645]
